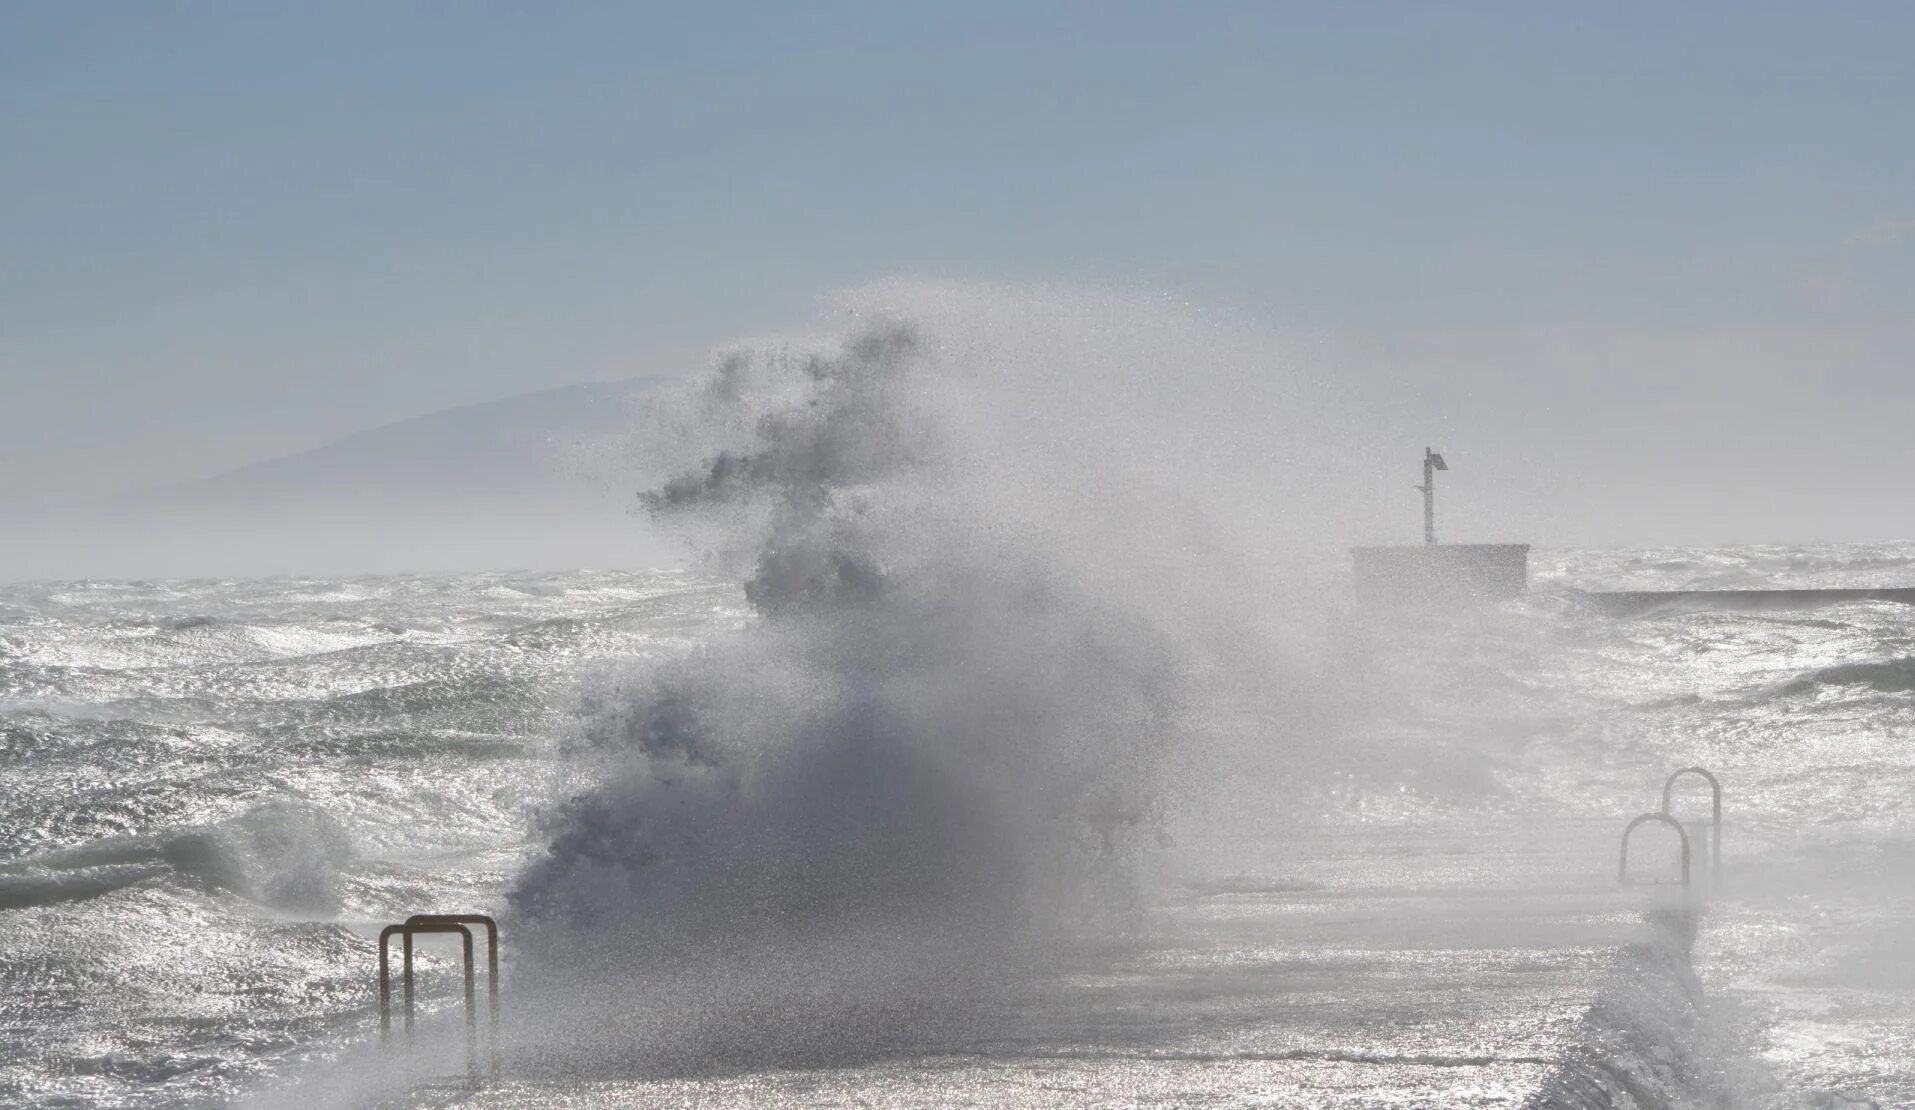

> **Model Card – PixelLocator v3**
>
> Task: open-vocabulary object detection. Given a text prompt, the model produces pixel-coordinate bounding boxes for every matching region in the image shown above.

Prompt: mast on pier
[1414,447,1448,545]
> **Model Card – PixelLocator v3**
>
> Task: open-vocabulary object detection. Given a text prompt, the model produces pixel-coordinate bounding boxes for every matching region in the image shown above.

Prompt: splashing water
[15,290,1915,1106]
[498,285,1375,1073]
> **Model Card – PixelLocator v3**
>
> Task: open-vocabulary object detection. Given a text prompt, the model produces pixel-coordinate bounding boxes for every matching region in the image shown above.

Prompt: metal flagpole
[1415,447,1447,545]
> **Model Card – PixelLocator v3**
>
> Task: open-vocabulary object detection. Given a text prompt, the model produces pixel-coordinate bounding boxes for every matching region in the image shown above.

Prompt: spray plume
[495,283,1380,1074]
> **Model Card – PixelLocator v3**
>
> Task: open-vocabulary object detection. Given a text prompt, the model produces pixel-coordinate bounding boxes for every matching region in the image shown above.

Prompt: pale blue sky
[3,2,1912,542]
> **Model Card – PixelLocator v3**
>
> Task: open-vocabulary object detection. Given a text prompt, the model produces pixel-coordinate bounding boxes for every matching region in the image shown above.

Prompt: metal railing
[1618,811,1691,888]
[376,912,499,1070]
[1661,767,1722,872]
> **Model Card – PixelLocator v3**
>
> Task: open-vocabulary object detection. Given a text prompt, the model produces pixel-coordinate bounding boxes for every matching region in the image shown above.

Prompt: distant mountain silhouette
[142,377,671,513]
[4,378,683,581]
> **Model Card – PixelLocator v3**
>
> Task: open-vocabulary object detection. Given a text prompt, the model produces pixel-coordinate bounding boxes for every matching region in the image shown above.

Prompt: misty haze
[4,6,1914,1110]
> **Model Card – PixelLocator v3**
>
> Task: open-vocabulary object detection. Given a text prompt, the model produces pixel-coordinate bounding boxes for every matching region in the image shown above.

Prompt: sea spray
[500,285,1374,1071]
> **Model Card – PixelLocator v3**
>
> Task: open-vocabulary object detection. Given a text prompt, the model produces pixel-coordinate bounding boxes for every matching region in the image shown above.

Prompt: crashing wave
[501,286,1363,1069]
[0,801,352,913]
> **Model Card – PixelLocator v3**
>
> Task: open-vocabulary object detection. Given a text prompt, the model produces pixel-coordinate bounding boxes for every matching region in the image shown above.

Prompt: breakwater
[1581,587,1915,617]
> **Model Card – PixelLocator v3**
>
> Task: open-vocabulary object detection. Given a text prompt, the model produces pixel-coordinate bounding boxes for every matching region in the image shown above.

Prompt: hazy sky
[4,3,1912,544]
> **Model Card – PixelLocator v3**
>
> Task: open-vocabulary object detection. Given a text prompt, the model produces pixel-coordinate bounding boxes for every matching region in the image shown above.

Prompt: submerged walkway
[400,818,1740,1109]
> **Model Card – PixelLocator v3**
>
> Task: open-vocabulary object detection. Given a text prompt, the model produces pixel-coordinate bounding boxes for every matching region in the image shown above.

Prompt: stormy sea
[5,298,1913,1108]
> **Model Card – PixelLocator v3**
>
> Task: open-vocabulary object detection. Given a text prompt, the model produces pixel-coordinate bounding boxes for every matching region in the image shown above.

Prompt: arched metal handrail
[376,911,501,1082]
[1661,767,1721,872]
[1619,811,1691,888]
[378,920,474,1042]
[407,914,499,1027]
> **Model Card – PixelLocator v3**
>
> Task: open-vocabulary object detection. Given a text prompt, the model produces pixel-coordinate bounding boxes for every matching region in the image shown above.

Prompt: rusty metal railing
[1618,812,1691,888]
[407,914,499,1028]
[377,912,499,1072]
[1661,766,1721,873]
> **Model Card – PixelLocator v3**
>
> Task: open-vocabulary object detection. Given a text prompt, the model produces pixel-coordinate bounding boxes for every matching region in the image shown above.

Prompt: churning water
[5,290,1915,1107]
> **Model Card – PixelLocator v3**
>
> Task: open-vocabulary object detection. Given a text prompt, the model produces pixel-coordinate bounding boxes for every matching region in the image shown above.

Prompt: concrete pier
[1351,544,1531,604]
[431,819,1711,1109]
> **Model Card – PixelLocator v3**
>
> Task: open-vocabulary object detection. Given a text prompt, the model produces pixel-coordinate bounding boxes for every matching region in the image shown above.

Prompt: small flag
[1428,451,1448,471]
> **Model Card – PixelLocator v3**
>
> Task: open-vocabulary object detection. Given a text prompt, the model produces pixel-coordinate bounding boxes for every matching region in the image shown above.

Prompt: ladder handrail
[1661,767,1722,872]
[406,913,499,1025]
[1619,811,1691,887]
[378,920,474,1041]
